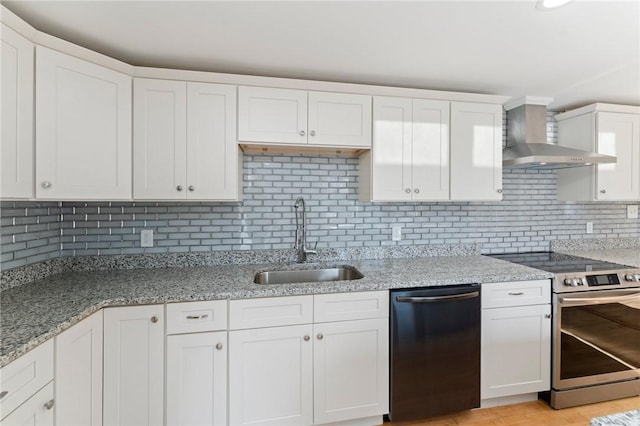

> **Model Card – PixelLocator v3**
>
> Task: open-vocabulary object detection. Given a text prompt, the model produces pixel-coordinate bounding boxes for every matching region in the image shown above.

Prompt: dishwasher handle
[395,291,480,303]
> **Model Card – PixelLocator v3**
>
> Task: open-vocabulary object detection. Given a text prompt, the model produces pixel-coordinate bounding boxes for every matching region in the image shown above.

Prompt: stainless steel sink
[254,267,363,285]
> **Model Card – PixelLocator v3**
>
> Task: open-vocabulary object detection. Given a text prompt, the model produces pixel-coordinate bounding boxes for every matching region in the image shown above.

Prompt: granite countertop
[0,254,552,367]
[554,248,640,268]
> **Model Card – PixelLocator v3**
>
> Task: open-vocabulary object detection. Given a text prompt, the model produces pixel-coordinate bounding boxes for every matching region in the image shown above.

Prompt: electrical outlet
[141,229,154,247]
[627,205,639,219]
[586,222,593,234]
[392,225,402,241]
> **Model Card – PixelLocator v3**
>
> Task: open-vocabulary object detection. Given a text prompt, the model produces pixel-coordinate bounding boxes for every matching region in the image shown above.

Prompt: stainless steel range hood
[503,98,616,170]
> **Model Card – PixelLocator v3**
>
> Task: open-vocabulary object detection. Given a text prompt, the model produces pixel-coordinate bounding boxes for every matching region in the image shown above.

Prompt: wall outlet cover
[586,222,593,234]
[627,205,639,219]
[392,225,402,241]
[141,229,154,247]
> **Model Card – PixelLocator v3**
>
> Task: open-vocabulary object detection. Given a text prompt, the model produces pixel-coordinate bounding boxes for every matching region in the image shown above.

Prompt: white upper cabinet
[35,46,132,200]
[450,102,503,201]
[134,78,240,201]
[1,24,34,199]
[557,104,640,201]
[360,96,449,201]
[238,86,372,148]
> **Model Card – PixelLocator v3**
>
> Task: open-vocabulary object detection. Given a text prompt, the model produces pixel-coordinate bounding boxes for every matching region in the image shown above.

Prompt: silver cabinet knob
[0,391,7,399]
[600,189,606,194]
[188,185,195,191]
[44,399,55,410]
[544,314,552,319]
[303,335,310,341]
[405,188,411,193]
[496,188,503,194]
[299,130,306,136]
[186,314,208,320]
[176,185,183,191]
[41,181,52,189]
[310,130,316,136]
[150,316,158,323]
[317,333,323,340]
[414,188,420,194]
[216,343,223,350]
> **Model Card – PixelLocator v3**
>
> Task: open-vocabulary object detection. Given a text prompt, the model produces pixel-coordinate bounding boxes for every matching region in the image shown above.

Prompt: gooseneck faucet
[293,196,317,262]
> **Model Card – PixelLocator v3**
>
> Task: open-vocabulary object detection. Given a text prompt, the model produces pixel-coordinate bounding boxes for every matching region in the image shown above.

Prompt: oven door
[553,289,640,391]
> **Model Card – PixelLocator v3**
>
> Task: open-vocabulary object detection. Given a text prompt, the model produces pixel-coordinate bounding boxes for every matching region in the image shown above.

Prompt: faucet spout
[293,196,316,262]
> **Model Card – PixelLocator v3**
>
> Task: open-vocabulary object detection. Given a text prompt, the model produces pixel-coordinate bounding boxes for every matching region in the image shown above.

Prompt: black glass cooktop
[489,252,631,274]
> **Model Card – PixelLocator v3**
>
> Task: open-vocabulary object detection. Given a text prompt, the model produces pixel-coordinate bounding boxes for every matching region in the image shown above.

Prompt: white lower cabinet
[55,310,103,426]
[0,382,54,426]
[103,305,164,426]
[313,318,389,425]
[0,340,54,425]
[228,292,389,426]
[166,332,227,426]
[481,280,551,401]
[229,324,314,426]
[165,300,228,426]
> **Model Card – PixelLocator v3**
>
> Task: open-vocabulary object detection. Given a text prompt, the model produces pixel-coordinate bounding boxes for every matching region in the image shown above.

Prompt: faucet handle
[306,241,318,255]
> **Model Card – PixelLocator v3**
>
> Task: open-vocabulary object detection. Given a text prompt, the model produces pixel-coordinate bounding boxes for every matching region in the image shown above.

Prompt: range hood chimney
[503,97,616,170]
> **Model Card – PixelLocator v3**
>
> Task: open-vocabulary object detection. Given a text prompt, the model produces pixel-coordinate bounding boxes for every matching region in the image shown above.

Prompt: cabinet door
[1,24,34,199]
[595,112,640,200]
[133,78,187,200]
[371,96,412,201]
[186,82,239,200]
[35,46,131,200]
[450,102,503,200]
[228,325,313,425]
[103,305,164,426]
[308,92,372,148]
[238,86,307,144]
[481,304,551,399]
[0,382,54,425]
[55,311,103,426]
[411,99,450,200]
[166,332,227,426]
[313,318,389,425]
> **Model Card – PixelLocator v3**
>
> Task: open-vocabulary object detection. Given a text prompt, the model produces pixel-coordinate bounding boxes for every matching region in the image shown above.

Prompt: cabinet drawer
[314,291,389,322]
[0,381,54,424]
[482,280,551,308]
[0,339,54,418]
[229,295,313,330]
[166,300,228,335]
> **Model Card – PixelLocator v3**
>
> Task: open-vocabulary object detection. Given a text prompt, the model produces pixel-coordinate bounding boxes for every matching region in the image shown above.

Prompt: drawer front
[229,295,313,330]
[0,381,54,424]
[166,300,228,335]
[0,339,54,418]
[314,291,389,322]
[482,280,551,308]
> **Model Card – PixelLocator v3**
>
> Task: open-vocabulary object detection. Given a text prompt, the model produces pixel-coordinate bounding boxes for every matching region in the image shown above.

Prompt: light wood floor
[385,396,640,425]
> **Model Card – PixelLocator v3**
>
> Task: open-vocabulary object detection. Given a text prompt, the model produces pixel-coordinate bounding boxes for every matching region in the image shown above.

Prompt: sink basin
[254,267,363,285]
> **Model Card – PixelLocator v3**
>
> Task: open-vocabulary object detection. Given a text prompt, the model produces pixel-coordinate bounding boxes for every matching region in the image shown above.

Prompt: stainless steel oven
[552,288,640,408]
[490,252,640,408]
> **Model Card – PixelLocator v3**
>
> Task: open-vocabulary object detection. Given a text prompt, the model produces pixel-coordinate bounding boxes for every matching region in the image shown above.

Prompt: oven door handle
[559,292,640,306]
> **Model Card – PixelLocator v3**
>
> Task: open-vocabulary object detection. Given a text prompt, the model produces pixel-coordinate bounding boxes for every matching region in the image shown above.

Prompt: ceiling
[3,0,639,110]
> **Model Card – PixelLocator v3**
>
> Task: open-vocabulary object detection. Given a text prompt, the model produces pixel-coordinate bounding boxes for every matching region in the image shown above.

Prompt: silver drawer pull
[508,292,524,296]
[151,316,158,323]
[544,314,552,319]
[186,314,209,320]
[216,343,223,350]
[44,399,55,410]
[0,391,7,399]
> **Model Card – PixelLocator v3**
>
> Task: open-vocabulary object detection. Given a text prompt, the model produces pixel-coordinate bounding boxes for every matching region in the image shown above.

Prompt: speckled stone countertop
[0,254,552,367]
[552,238,640,268]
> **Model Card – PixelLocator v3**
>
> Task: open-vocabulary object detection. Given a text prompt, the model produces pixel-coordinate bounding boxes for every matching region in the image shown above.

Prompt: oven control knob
[635,274,640,281]
[625,274,634,281]
[563,278,573,286]
[572,279,580,286]
[576,278,584,286]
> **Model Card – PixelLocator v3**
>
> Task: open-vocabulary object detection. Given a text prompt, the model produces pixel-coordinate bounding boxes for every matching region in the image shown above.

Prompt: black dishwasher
[389,284,481,422]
